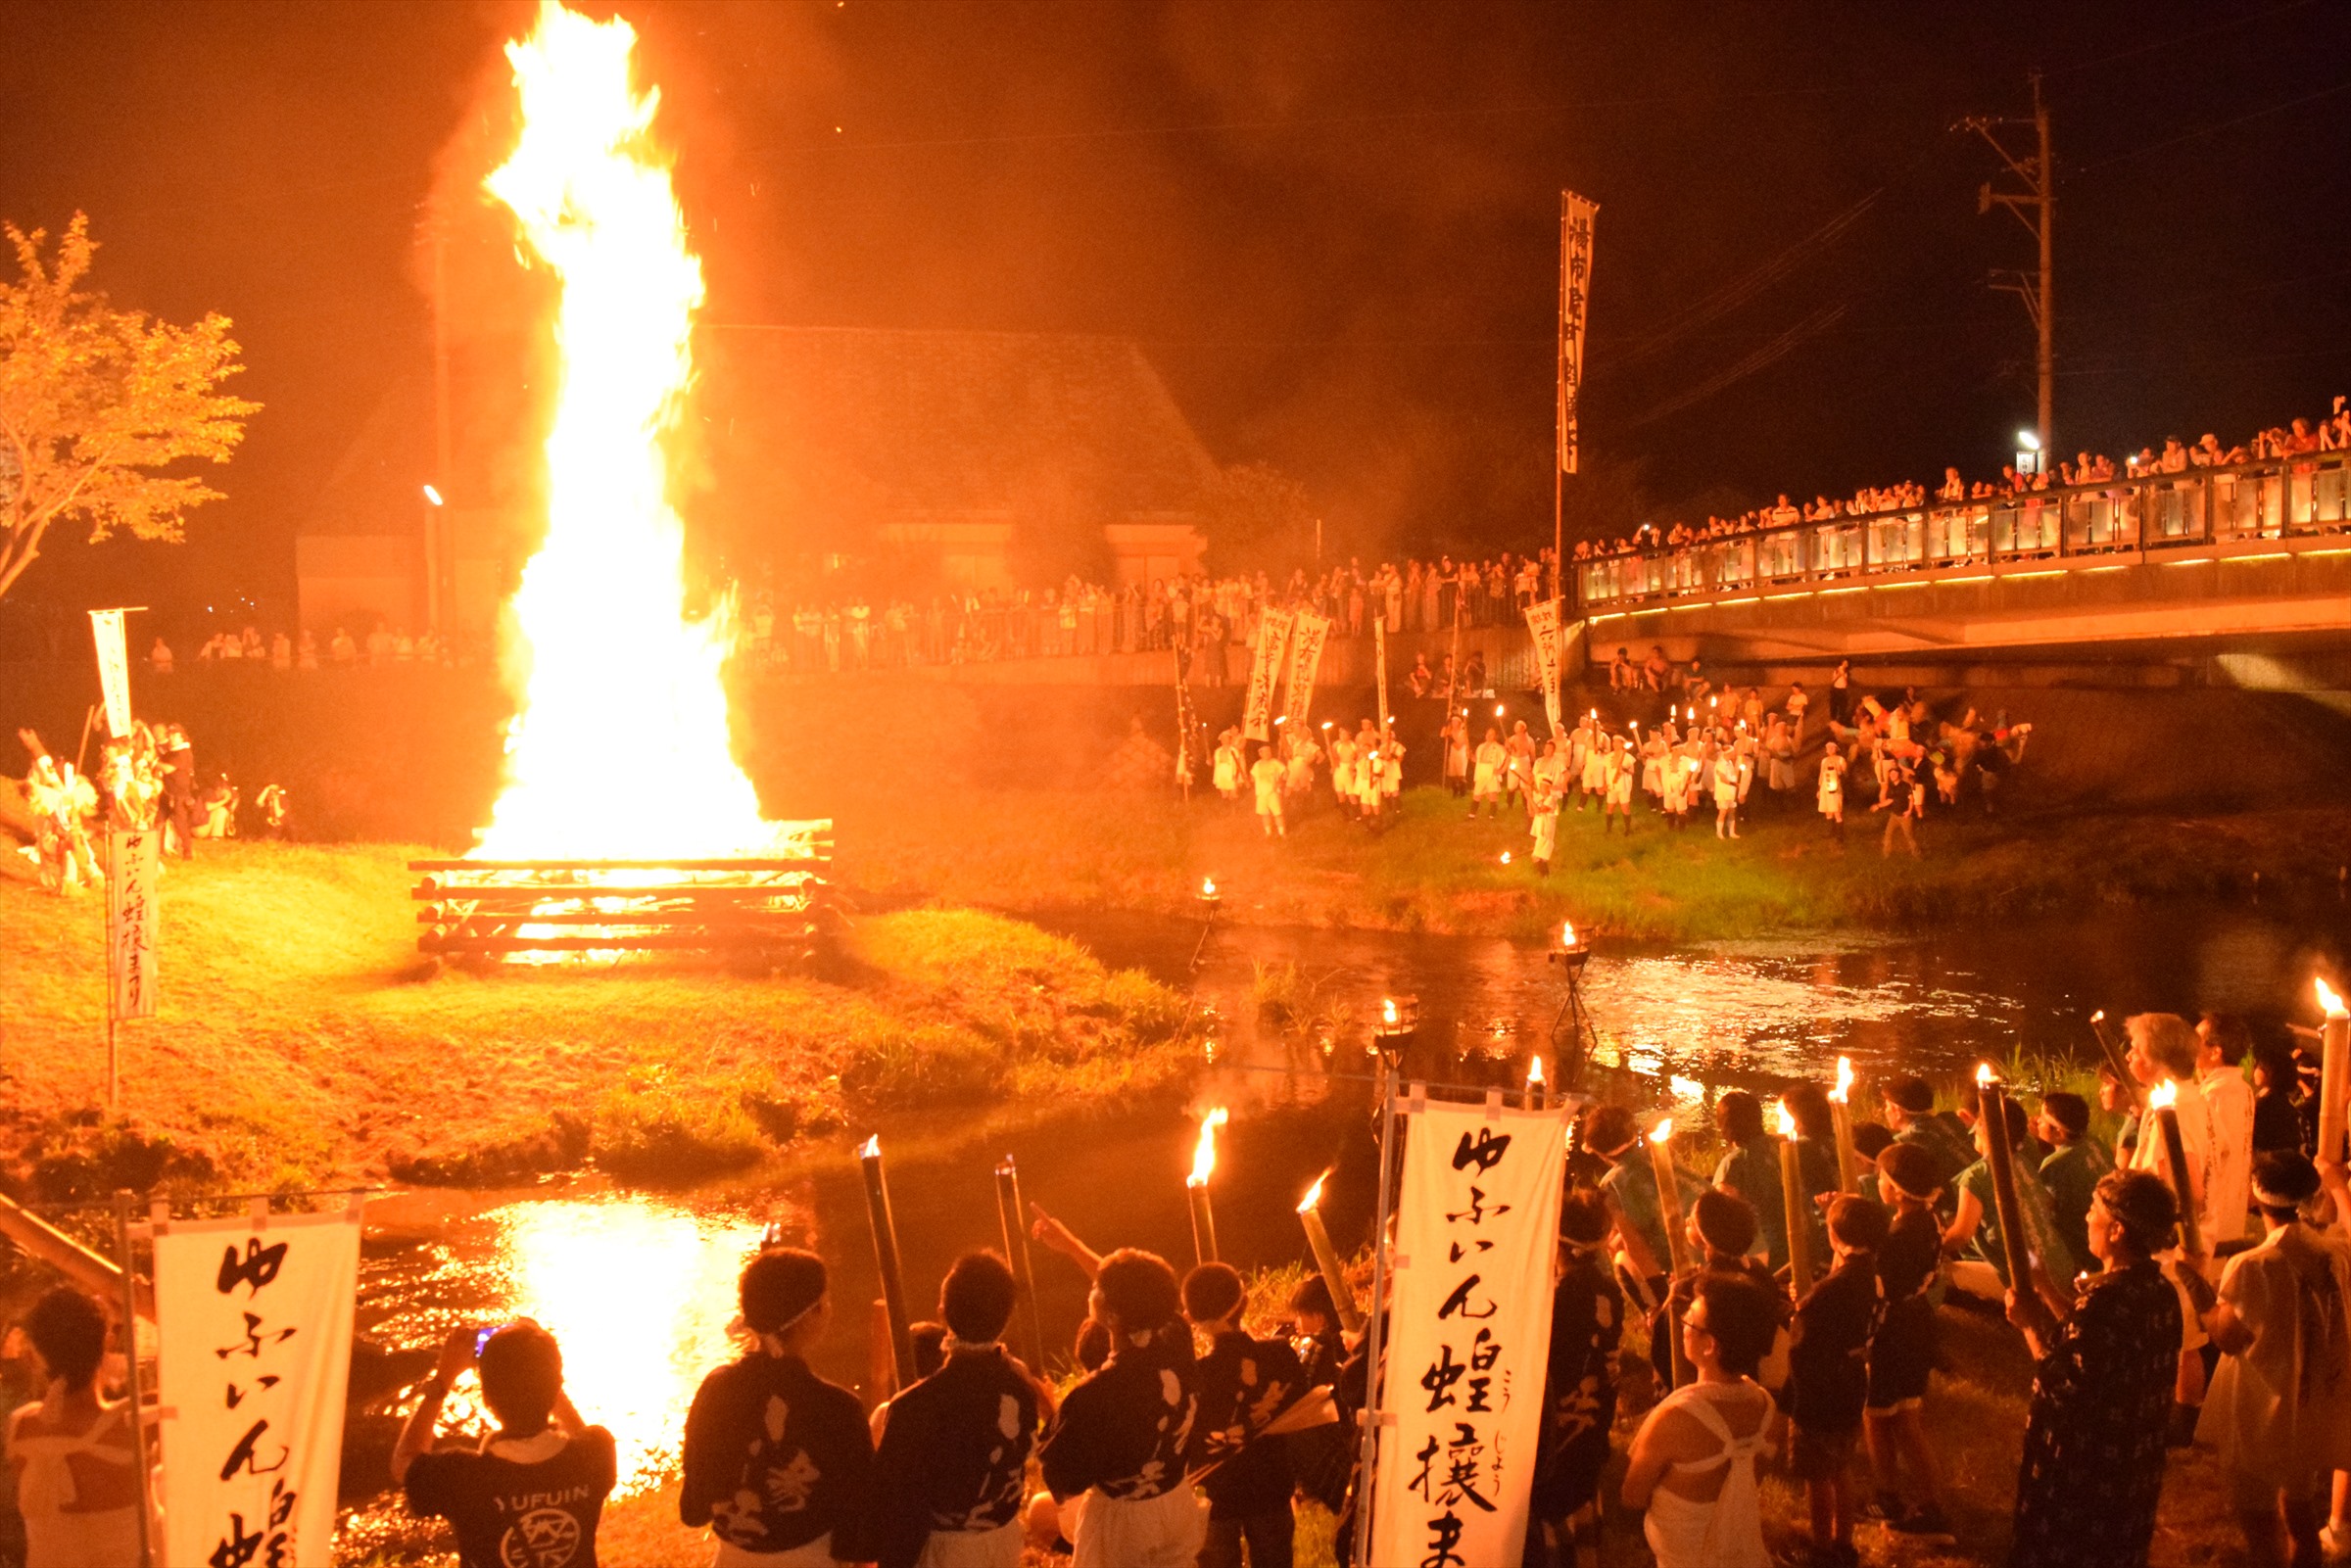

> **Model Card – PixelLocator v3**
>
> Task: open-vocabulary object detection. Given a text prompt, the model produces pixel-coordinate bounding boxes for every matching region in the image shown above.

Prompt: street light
[421,483,447,633]
[2014,429,2042,477]
[422,484,445,507]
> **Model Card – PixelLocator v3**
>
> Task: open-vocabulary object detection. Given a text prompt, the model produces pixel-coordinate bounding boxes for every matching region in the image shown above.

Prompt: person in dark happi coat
[1036,1249,1203,1568]
[1788,1197,1886,1567]
[680,1249,875,1566]
[1526,1191,1624,1568]
[865,1252,1045,1568]
[1181,1261,1307,1568]
[2006,1170,2186,1568]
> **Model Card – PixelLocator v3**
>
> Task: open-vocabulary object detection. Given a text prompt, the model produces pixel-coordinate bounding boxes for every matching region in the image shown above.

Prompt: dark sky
[4,0,2349,624]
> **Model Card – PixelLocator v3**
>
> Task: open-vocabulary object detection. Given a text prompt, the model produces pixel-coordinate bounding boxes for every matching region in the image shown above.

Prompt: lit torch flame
[1201,877,1218,899]
[1976,1063,1997,1088]
[476,1,778,863]
[1775,1100,1798,1138]
[1298,1170,1328,1214]
[1187,1107,1229,1188]
[1528,1056,1546,1090]
[1649,1117,1674,1145]
[1562,920,1577,948]
[2320,977,2348,1019]
[858,1134,880,1160]
[1381,997,1400,1027]
[1830,1056,1854,1105]
[2149,1078,2179,1111]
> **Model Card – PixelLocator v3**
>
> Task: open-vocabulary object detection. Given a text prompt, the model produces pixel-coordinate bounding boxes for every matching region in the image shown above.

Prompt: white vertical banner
[90,608,132,738]
[1374,615,1391,731]
[105,828,161,1021]
[154,1206,362,1568]
[1559,192,1598,476]
[1370,1099,1565,1568]
[1244,608,1295,741]
[1281,610,1331,729]
[1523,599,1564,736]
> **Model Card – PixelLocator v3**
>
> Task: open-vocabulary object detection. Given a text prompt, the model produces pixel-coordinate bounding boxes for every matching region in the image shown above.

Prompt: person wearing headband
[681,1249,875,1567]
[2197,1151,2351,1568]
[1863,1143,1949,1544]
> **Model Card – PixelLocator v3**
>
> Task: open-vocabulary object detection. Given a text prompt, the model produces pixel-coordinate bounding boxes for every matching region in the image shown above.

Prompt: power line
[2075,76,2351,173]
[2041,0,2322,79]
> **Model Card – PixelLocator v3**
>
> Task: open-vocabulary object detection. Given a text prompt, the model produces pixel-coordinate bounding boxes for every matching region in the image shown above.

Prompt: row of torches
[855,926,2351,1392]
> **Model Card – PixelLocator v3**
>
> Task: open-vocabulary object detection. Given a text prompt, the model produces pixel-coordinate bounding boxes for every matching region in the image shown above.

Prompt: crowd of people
[1572,399,2351,560]
[4,1007,2339,1568]
[1200,664,2033,863]
[12,719,280,893]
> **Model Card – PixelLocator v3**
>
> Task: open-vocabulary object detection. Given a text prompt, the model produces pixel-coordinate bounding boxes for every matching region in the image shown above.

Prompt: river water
[333,896,2351,1559]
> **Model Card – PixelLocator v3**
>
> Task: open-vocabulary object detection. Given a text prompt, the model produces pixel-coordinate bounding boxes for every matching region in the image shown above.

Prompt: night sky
[4,0,2348,626]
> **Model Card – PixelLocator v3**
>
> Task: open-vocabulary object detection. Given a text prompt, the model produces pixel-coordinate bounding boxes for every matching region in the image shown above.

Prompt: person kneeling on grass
[394,1320,616,1568]
[867,1252,1047,1568]
[1036,1250,1203,1568]
[681,1248,875,1566]
[1181,1261,1307,1568]
[1789,1197,1888,1568]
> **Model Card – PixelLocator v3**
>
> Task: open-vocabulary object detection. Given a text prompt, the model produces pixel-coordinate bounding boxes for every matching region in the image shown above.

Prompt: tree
[1197,460,1315,571]
[0,214,259,601]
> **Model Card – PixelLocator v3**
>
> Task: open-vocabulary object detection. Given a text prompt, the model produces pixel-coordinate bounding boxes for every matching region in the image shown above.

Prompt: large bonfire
[473,0,794,863]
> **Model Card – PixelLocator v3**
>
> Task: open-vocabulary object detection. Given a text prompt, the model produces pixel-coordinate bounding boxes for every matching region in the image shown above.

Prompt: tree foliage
[0,214,259,601]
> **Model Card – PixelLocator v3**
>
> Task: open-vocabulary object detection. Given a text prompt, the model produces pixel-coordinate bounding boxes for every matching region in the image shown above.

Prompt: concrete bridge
[1572,449,2351,674]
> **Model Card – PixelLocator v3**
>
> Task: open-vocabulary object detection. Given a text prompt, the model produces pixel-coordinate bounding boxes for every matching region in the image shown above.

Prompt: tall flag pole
[1557,192,1598,603]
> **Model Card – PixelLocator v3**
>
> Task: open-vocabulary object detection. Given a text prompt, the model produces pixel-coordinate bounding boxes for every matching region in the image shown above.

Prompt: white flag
[105,829,161,1021]
[1281,611,1331,729]
[90,608,132,738]
[1369,1098,1566,1568]
[1524,598,1565,736]
[155,1206,361,1568]
[1245,608,1295,742]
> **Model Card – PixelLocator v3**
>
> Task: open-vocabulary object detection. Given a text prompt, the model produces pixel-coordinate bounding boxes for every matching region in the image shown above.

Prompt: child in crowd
[2036,1090,2114,1275]
[1789,1197,1889,1568]
[866,1253,1046,1568]
[8,1287,141,1568]
[1036,1250,1202,1568]
[1651,1190,1789,1392]
[1180,1262,1307,1568]
[1944,1093,2079,1302]
[679,1249,875,1564]
[1279,1278,1351,1515]
[1710,1091,1794,1275]
[1866,1144,1951,1542]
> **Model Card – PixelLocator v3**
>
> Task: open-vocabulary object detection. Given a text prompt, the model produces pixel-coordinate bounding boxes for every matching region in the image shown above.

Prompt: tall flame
[1775,1100,1798,1138]
[1649,1117,1674,1145]
[1298,1170,1329,1214]
[1527,1055,1547,1089]
[1187,1107,1229,1188]
[2320,977,2348,1019]
[476,2,775,859]
[1830,1056,1855,1105]
[1975,1062,1996,1087]
[2148,1078,2179,1110]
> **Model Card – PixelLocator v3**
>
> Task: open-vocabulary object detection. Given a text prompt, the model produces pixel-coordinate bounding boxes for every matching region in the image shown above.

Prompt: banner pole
[1352,1053,1399,1568]
[113,1190,157,1568]
[103,833,118,1110]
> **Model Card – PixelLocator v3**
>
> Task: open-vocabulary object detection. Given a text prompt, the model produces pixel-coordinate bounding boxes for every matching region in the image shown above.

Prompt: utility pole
[1960,71,2054,455]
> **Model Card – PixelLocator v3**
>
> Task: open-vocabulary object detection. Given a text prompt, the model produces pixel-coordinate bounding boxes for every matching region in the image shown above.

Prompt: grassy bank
[838,783,2351,942]
[0,844,1197,1198]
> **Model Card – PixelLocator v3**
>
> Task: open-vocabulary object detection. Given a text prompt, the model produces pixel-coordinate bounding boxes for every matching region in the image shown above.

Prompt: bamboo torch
[2088,1009,2144,1113]
[1186,1107,1228,1265]
[1648,1117,1696,1389]
[1974,1067,2036,1297]
[1297,1170,1366,1335]
[2317,978,2349,1167]
[1776,1100,1815,1295]
[1828,1056,1861,1195]
[2148,1078,2203,1260]
[858,1135,914,1390]
[993,1156,1046,1373]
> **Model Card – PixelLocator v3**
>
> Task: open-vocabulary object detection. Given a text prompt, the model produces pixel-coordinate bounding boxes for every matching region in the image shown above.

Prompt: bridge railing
[1575,449,2351,613]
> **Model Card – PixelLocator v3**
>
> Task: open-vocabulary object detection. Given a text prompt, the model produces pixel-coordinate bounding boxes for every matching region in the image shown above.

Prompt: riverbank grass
[0,844,1198,1197]
[838,784,2351,940]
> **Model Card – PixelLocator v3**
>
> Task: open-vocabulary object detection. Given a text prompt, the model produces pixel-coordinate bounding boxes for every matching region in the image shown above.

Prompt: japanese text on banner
[90,609,133,739]
[1370,1100,1565,1568]
[105,829,160,1021]
[1281,611,1330,730]
[1559,192,1598,476]
[1523,600,1564,736]
[155,1207,361,1568]
[1245,608,1294,741]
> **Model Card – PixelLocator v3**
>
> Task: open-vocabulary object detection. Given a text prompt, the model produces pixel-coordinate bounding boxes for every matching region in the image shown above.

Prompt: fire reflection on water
[384,1197,765,1496]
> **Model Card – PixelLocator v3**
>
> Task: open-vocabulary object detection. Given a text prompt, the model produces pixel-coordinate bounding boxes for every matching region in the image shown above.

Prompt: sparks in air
[474,0,781,861]
[1187,1108,1229,1188]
